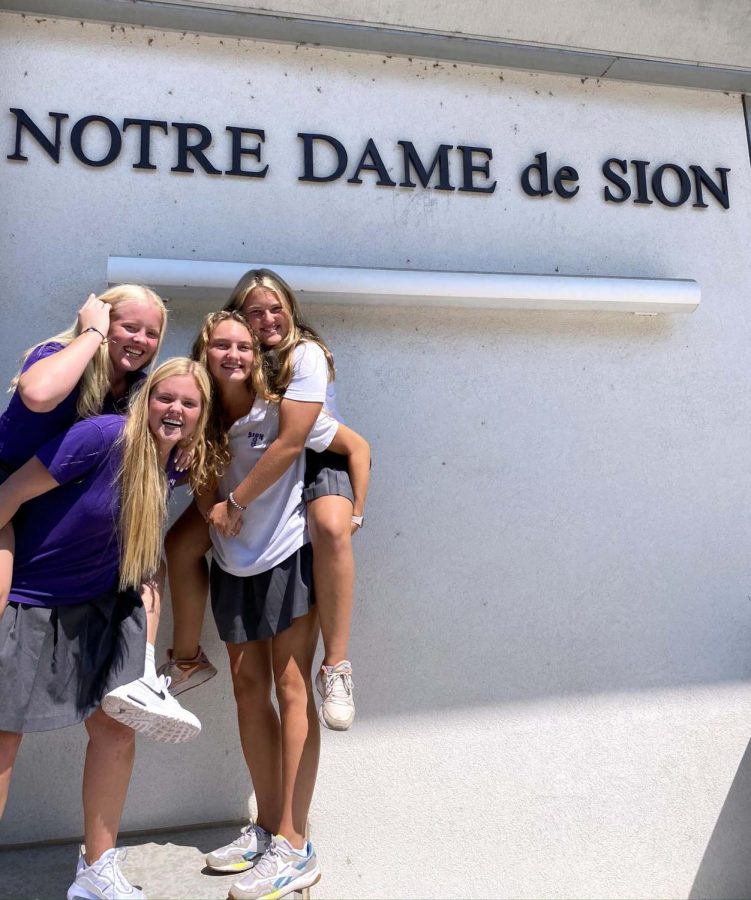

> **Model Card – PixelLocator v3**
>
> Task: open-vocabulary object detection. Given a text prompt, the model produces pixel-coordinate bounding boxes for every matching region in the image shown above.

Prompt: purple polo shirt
[10,415,183,607]
[0,342,146,471]
[10,416,125,606]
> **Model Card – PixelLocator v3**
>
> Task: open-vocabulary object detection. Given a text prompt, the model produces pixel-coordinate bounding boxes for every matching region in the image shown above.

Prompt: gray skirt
[0,589,146,733]
[302,449,354,504]
[210,543,315,644]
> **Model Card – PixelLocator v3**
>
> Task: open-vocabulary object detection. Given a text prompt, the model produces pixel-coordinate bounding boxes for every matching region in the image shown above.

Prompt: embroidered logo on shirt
[247,431,264,447]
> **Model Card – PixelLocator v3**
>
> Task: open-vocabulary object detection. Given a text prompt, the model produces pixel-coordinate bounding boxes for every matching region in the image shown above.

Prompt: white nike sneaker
[101,674,201,743]
[67,847,145,900]
[315,660,355,730]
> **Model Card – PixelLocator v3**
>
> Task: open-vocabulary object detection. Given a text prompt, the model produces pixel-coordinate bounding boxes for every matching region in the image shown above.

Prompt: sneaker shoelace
[322,668,353,700]
[231,823,261,849]
[251,840,282,879]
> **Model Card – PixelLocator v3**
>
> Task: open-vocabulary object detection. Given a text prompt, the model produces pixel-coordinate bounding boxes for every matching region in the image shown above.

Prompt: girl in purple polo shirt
[0,284,180,731]
[0,358,212,900]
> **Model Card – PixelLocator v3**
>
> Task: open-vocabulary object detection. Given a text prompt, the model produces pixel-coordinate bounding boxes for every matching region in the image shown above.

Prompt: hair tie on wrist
[82,326,107,343]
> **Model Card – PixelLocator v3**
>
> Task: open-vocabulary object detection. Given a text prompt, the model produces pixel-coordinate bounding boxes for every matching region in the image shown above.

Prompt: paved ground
[0,822,308,900]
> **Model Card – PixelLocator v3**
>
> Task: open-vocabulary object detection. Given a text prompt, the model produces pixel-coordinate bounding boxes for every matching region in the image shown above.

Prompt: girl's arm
[326,424,371,532]
[0,458,59,530]
[18,294,110,412]
[208,398,321,536]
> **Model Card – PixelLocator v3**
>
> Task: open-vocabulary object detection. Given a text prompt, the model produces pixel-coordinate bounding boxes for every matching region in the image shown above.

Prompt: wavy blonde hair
[11,284,167,418]
[223,268,334,400]
[191,309,268,489]
[118,357,211,590]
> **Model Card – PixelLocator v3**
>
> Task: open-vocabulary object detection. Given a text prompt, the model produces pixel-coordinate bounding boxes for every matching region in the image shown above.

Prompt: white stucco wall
[2,12,751,899]
[167,0,751,68]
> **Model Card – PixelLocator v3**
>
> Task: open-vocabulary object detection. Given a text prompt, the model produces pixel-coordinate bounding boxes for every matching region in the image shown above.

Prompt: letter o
[70,115,122,167]
[651,163,691,208]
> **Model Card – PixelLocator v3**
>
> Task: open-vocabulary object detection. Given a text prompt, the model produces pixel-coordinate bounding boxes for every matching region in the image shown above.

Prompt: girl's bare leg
[0,522,15,622]
[82,709,135,863]
[226,640,282,834]
[271,608,321,849]
[306,496,354,666]
[0,730,22,819]
[165,502,212,660]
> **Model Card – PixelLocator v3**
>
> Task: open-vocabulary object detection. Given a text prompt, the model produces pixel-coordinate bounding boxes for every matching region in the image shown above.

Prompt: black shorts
[302,449,354,504]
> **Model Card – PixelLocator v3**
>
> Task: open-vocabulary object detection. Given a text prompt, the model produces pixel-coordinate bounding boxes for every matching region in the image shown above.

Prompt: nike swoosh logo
[137,680,166,700]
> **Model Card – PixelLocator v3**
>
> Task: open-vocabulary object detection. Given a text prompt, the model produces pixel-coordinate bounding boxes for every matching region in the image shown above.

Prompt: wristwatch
[351,515,364,528]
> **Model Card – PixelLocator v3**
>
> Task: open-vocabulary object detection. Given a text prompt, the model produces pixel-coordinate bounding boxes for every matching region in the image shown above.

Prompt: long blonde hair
[118,358,211,590]
[11,284,167,418]
[190,309,268,489]
[223,268,334,400]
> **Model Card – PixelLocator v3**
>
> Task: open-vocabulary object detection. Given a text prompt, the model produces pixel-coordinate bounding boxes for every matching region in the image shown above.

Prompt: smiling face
[147,374,203,458]
[107,299,163,377]
[240,286,290,348]
[206,319,255,386]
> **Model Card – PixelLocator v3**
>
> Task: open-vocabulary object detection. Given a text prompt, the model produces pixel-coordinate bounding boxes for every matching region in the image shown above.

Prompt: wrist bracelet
[81,326,107,343]
[352,514,364,528]
[228,491,246,512]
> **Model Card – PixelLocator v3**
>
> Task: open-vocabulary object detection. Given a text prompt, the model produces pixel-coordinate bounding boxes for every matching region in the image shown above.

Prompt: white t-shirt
[210,396,338,577]
[285,341,341,422]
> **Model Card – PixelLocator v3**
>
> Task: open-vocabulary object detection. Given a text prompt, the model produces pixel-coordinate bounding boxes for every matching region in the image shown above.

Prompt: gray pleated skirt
[302,449,354,504]
[0,589,146,733]
[210,543,315,644]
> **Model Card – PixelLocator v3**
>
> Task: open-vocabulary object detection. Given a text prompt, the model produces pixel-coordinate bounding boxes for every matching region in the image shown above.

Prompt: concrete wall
[166,0,751,68]
[2,11,751,898]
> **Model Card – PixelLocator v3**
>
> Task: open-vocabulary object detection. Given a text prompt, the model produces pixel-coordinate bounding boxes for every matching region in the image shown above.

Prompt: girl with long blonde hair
[0,285,174,722]
[0,357,210,900]
[163,311,369,899]
[163,270,369,733]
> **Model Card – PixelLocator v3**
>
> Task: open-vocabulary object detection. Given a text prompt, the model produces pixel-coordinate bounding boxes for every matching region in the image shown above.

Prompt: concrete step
[0,822,311,899]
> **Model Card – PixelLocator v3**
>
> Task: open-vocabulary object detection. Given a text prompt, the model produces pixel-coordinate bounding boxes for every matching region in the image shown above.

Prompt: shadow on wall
[690,739,751,900]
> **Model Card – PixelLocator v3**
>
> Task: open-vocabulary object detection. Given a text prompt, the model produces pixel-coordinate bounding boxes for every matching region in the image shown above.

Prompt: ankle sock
[144,642,157,683]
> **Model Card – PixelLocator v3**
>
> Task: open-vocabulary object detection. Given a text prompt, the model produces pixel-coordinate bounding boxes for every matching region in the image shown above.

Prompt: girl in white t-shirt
[162,273,369,732]
[166,310,368,900]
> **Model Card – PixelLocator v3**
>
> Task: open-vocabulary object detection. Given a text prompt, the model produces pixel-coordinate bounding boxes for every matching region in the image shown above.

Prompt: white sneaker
[315,660,355,730]
[101,675,201,743]
[228,836,321,900]
[205,821,272,872]
[67,847,145,900]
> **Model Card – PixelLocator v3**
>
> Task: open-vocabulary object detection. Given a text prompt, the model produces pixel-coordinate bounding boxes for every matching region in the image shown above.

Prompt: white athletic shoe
[315,660,355,730]
[101,674,201,743]
[228,836,321,900]
[205,821,272,872]
[67,847,145,900]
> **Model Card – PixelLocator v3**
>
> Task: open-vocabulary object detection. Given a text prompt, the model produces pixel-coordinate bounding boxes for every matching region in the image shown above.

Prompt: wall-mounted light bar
[108,257,700,314]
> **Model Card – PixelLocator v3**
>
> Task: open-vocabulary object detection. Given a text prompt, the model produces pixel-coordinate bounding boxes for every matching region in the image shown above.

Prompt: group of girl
[0,271,370,900]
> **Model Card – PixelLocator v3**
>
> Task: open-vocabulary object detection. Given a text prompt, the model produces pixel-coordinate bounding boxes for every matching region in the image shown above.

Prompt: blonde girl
[164,273,369,731]
[165,311,368,899]
[0,358,211,900]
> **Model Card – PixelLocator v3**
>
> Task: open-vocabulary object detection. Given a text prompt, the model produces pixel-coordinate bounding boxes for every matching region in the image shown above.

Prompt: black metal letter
[520,152,551,197]
[7,108,68,162]
[171,122,221,175]
[651,163,691,207]
[631,160,653,205]
[225,127,268,178]
[70,115,122,167]
[553,165,579,198]
[457,145,495,194]
[398,141,454,191]
[602,158,631,203]
[122,118,169,170]
[347,138,396,186]
[298,133,348,183]
[689,165,730,210]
